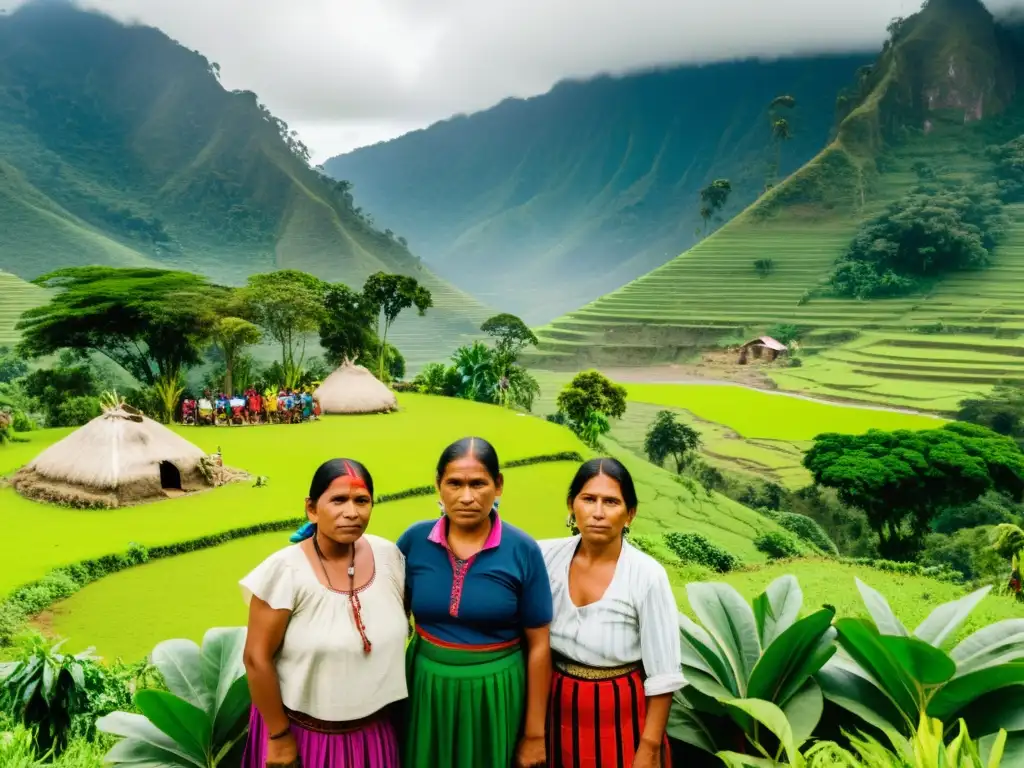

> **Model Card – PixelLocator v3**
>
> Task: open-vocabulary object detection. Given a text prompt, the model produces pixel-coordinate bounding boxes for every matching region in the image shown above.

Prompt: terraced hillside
[0,270,46,349]
[0,1,488,368]
[528,0,1024,412]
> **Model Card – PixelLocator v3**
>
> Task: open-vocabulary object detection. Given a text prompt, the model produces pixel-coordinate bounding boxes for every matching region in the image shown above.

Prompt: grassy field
[0,270,47,348]
[524,103,1024,414]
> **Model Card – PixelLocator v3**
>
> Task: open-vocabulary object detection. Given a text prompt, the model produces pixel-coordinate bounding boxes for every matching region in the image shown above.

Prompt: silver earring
[437,499,445,517]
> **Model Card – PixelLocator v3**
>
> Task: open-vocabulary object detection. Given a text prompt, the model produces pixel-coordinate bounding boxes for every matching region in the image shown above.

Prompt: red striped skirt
[547,659,671,768]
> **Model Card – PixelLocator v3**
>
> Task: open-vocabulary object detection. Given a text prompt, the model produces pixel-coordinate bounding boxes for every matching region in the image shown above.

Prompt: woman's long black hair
[435,437,500,483]
[566,457,639,510]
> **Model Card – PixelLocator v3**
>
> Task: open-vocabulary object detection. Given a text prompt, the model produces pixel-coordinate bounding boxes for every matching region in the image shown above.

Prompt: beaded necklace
[313,534,372,654]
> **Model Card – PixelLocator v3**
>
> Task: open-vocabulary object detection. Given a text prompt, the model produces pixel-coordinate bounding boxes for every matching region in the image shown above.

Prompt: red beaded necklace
[313,533,372,654]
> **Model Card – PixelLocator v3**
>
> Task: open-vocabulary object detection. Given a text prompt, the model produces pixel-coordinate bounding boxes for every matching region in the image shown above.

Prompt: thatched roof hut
[314,359,398,415]
[12,405,227,508]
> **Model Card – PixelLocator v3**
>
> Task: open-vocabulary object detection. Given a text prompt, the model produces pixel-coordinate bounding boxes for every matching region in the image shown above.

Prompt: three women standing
[398,437,553,768]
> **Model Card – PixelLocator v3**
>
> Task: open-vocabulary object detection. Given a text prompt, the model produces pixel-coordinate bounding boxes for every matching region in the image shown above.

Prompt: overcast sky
[26,0,1024,161]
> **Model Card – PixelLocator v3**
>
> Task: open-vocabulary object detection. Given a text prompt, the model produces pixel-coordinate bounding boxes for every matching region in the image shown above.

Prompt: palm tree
[767,95,796,187]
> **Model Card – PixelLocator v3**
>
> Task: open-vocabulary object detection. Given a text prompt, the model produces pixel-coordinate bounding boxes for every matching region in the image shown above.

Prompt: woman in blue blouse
[397,436,552,768]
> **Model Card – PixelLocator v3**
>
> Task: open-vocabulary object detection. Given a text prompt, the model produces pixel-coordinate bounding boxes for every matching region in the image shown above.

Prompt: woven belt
[284,705,389,734]
[553,658,642,681]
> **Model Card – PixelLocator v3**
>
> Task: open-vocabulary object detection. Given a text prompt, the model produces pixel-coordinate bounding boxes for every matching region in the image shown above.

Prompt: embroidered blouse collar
[428,510,503,551]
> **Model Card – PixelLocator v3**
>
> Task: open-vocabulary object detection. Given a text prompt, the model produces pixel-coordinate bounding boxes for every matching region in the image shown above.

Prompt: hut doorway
[159,461,182,491]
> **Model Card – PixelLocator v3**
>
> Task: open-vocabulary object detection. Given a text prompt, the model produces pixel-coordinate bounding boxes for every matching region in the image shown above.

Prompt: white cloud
[14,0,1023,159]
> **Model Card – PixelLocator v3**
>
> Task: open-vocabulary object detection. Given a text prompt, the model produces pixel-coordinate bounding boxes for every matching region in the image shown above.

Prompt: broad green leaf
[748,607,836,706]
[211,674,250,748]
[980,732,1024,768]
[927,662,1024,723]
[753,575,803,649]
[42,659,55,702]
[679,613,740,694]
[200,627,246,716]
[678,682,729,717]
[152,639,211,714]
[725,698,798,763]
[135,690,211,766]
[834,618,922,720]
[688,582,761,694]
[955,687,1024,738]
[951,620,1024,676]
[69,661,85,689]
[104,737,198,767]
[982,730,1008,768]
[855,578,909,637]
[913,586,991,650]
[666,690,718,754]
[96,712,205,768]
[878,635,956,686]
[681,665,736,702]
[816,654,910,734]
[780,678,823,746]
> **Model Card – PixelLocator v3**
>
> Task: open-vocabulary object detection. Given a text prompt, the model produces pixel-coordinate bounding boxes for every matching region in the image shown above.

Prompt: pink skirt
[242,706,400,768]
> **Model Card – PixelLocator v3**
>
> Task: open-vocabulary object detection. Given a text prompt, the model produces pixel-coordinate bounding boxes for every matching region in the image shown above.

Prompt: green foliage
[54,395,102,427]
[804,423,1024,560]
[668,575,837,759]
[96,627,250,767]
[987,135,1024,201]
[19,353,101,427]
[412,362,461,397]
[920,527,1006,583]
[755,258,775,276]
[0,346,28,384]
[480,313,538,362]
[755,530,806,560]
[318,283,378,367]
[932,492,1024,535]
[556,370,627,425]
[767,324,801,346]
[241,270,327,390]
[210,316,261,395]
[410,343,539,410]
[830,183,1007,299]
[17,268,222,390]
[699,179,733,234]
[362,272,432,381]
[817,579,1024,750]
[0,637,99,758]
[958,386,1024,447]
[643,410,703,474]
[769,510,840,555]
[664,532,740,572]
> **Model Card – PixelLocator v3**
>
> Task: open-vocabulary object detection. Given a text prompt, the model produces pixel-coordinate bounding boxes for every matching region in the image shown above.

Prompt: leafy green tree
[958,385,1024,446]
[318,283,378,366]
[0,346,28,384]
[803,422,1024,559]
[16,267,220,422]
[698,179,733,236]
[555,370,627,448]
[643,410,702,474]
[767,95,796,184]
[362,272,432,381]
[211,317,261,395]
[241,270,326,389]
[480,313,538,363]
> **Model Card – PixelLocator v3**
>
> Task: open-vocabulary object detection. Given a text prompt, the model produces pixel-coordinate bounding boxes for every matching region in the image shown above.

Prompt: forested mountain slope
[0,1,489,365]
[325,54,873,322]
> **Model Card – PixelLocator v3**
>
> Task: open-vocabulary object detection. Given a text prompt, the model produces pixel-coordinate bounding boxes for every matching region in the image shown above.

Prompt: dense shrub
[754,531,803,560]
[773,510,839,555]
[54,395,102,427]
[932,490,1024,534]
[664,532,739,572]
[920,526,1006,582]
[829,182,1006,299]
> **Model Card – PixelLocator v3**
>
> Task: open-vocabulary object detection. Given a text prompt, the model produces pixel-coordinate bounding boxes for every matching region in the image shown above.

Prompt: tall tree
[698,179,733,237]
[241,270,327,389]
[16,267,222,421]
[768,95,797,186]
[803,422,1024,560]
[480,313,538,364]
[211,317,262,394]
[555,370,627,448]
[362,272,432,381]
[644,410,703,474]
[318,283,378,366]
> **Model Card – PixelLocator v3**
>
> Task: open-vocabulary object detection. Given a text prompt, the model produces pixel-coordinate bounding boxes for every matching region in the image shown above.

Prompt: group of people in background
[239,437,682,768]
[181,387,320,426]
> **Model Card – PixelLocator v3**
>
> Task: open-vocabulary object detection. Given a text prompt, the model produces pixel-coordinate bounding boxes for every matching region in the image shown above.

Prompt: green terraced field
[0,270,46,348]
[526,116,1024,413]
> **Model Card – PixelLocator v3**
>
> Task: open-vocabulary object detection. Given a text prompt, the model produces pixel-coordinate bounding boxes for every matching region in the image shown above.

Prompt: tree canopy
[698,179,732,236]
[211,317,262,394]
[829,182,1006,299]
[644,410,702,474]
[957,385,1024,446]
[480,313,538,362]
[16,267,222,387]
[362,272,432,380]
[803,422,1024,559]
[318,283,378,367]
[240,270,327,388]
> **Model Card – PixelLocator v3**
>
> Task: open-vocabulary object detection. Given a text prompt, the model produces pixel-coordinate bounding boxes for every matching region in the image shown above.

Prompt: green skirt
[402,632,526,768]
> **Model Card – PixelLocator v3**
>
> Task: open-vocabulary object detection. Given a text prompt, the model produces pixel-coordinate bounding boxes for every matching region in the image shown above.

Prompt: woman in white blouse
[540,457,684,768]
[239,458,408,768]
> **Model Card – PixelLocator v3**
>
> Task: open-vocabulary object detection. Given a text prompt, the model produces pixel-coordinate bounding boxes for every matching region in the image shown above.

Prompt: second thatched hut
[314,359,398,415]
[11,404,232,508]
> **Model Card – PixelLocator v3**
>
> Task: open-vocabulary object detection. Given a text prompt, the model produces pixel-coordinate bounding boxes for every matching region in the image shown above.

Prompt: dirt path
[598,365,947,419]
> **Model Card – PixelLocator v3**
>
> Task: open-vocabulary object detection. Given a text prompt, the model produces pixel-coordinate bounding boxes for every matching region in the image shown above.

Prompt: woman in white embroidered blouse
[239,458,408,768]
[540,457,684,768]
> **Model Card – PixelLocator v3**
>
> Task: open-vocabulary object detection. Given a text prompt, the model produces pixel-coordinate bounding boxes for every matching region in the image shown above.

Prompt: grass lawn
[0,394,585,596]
[671,559,1022,644]
[624,383,944,441]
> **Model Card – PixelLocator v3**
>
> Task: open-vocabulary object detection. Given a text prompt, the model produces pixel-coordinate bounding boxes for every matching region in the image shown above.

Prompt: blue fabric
[397,515,553,646]
[290,521,315,542]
